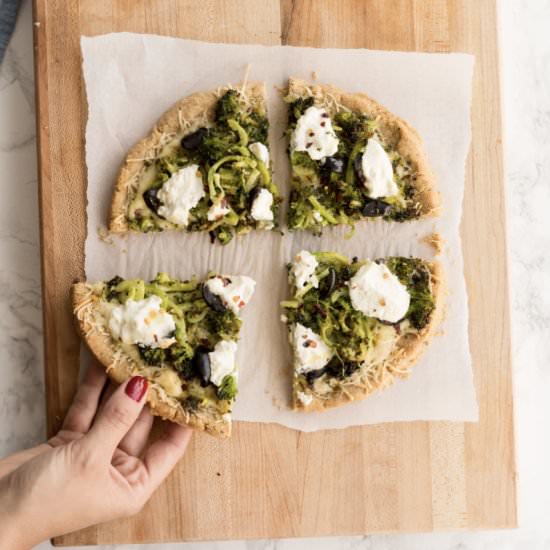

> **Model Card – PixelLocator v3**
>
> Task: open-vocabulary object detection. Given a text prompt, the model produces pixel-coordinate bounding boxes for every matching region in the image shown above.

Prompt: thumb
[84,376,149,459]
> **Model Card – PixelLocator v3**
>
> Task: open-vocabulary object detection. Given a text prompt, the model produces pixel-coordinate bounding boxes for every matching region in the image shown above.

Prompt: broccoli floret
[217,375,238,401]
[385,257,435,330]
[216,90,241,123]
[205,310,241,341]
[138,345,167,366]
[198,126,238,163]
[243,112,268,144]
[169,343,196,379]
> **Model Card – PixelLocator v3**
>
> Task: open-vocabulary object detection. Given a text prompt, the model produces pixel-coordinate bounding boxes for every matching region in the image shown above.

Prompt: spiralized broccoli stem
[308,196,338,224]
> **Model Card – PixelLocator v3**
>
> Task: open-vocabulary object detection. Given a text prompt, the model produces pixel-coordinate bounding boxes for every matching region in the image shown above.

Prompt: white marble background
[0,0,548,548]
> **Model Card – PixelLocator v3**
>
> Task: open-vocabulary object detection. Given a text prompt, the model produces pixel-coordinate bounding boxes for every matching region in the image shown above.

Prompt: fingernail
[125,376,148,402]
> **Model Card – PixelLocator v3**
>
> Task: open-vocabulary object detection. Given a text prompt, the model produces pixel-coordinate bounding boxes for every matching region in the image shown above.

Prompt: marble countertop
[1,0,548,548]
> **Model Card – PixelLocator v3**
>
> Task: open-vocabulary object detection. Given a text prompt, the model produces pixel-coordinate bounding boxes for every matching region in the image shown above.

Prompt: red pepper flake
[320,121,326,127]
[306,142,313,148]
[321,112,329,118]
[303,339,317,348]
[308,130,315,137]
[238,300,245,308]
[222,277,231,287]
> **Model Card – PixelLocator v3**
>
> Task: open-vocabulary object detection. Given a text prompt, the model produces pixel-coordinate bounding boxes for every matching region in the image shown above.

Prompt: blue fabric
[0,0,20,65]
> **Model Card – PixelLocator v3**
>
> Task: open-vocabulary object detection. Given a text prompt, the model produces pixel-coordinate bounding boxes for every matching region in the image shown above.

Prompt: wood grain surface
[32,0,516,545]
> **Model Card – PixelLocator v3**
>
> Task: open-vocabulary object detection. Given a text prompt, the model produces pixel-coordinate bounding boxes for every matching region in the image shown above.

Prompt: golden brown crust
[287,77,440,218]
[109,81,267,233]
[293,261,446,412]
[71,283,231,438]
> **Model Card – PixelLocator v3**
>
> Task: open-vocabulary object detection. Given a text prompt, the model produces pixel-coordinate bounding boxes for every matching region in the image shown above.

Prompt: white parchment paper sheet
[81,33,478,430]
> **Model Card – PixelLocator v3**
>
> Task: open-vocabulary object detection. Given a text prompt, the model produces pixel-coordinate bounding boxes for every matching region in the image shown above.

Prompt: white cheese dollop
[292,250,319,291]
[207,198,230,221]
[205,275,256,315]
[349,262,410,323]
[109,295,176,349]
[251,188,274,222]
[209,340,238,387]
[248,142,270,165]
[291,106,339,161]
[360,139,399,198]
[292,323,333,373]
[157,164,205,226]
[296,391,313,406]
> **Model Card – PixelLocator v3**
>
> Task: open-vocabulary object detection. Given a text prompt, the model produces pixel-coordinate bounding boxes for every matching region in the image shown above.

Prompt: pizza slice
[285,77,440,233]
[281,251,444,411]
[110,83,280,245]
[73,272,256,437]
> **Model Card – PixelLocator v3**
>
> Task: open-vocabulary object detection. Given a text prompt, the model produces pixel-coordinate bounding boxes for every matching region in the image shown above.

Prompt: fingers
[118,407,154,457]
[142,423,192,491]
[83,376,149,459]
[62,361,108,434]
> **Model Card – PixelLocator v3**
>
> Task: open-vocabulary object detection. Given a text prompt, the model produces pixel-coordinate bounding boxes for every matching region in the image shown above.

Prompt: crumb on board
[422,232,444,255]
[97,226,114,245]
[311,71,319,81]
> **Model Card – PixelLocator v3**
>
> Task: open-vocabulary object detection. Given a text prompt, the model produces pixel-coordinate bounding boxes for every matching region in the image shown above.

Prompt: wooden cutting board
[33,0,516,545]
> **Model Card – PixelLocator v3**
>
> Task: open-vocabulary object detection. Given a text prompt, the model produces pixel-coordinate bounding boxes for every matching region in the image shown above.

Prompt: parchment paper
[81,33,478,430]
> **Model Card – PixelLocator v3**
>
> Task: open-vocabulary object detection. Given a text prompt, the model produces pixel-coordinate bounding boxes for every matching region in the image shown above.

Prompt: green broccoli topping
[385,257,435,330]
[128,88,279,245]
[103,272,244,410]
[217,375,238,401]
[282,254,436,386]
[286,95,420,233]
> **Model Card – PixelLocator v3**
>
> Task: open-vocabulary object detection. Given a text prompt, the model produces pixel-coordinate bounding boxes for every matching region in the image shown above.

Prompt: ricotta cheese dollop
[291,106,339,161]
[205,275,256,315]
[292,250,319,291]
[348,262,410,323]
[248,142,270,165]
[208,340,238,387]
[292,323,333,373]
[157,164,205,226]
[109,295,176,349]
[360,139,399,199]
[251,188,274,222]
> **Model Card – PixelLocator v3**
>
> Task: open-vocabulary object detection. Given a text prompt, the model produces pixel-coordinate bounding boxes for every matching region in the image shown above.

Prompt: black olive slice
[323,156,345,174]
[143,188,162,214]
[304,365,329,385]
[181,127,208,150]
[192,346,211,384]
[319,267,337,298]
[202,283,227,313]
[362,199,392,217]
[353,154,365,182]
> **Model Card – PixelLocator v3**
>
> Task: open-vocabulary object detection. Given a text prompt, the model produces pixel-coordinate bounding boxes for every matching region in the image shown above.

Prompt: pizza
[281,250,444,411]
[73,272,256,437]
[110,83,280,245]
[285,77,440,233]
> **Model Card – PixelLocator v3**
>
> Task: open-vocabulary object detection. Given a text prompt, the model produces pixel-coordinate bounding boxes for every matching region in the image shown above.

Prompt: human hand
[0,362,192,549]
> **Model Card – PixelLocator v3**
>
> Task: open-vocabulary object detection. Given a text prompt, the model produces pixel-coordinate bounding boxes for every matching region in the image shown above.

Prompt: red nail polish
[125,376,148,402]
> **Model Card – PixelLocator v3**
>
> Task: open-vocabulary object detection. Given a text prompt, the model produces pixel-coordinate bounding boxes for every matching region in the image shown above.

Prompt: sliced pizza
[110,83,280,245]
[73,272,256,437]
[285,77,439,233]
[281,250,444,411]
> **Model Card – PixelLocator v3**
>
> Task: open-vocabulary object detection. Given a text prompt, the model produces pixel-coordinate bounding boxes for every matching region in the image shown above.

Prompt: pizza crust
[293,261,446,412]
[109,81,267,233]
[287,77,440,218]
[72,283,231,438]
